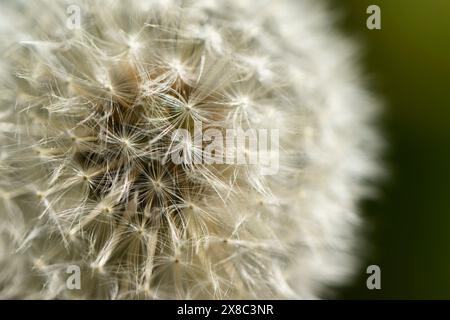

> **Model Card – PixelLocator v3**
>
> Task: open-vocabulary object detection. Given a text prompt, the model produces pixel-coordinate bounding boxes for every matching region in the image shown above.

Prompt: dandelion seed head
[0,0,381,299]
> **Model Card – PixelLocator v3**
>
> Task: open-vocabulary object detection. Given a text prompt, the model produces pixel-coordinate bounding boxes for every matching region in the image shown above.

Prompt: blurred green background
[327,0,450,299]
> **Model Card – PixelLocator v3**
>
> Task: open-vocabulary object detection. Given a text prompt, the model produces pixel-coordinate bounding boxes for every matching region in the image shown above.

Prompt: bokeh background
[327,0,450,299]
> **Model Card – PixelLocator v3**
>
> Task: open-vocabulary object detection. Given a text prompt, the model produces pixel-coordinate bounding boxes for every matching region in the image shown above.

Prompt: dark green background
[327,0,450,299]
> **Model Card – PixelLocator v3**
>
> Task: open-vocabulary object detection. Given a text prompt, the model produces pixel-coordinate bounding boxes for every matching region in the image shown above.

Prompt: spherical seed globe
[0,0,381,299]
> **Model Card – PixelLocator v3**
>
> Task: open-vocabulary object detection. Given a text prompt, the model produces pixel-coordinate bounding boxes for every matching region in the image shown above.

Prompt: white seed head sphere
[0,0,381,299]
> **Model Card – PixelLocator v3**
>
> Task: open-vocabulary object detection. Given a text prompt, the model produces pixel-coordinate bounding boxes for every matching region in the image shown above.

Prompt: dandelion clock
[0,0,381,299]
